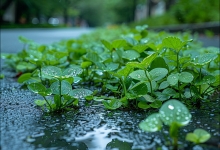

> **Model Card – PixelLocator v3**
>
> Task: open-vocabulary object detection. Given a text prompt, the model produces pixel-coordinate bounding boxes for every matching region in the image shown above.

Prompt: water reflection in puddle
[75,125,121,150]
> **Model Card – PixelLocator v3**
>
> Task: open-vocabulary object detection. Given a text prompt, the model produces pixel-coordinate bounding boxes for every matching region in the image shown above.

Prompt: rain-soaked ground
[1,66,220,150]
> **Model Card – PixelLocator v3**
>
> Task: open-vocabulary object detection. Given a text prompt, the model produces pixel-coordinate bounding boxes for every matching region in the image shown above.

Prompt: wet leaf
[149,68,168,81]
[28,83,52,96]
[122,50,140,60]
[50,80,72,95]
[130,81,148,95]
[141,53,158,69]
[112,39,127,48]
[159,99,191,127]
[132,44,148,53]
[102,99,122,110]
[186,128,211,144]
[34,100,46,106]
[129,70,147,81]
[150,100,162,108]
[104,62,119,71]
[155,92,170,101]
[16,62,36,72]
[139,113,162,132]
[159,81,169,90]
[141,94,155,102]
[150,57,169,71]
[62,66,83,77]
[69,89,93,98]
[138,101,151,109]
[117,66,133,78]
[179,72,194,83]
[162,36,186,52]
[85,52,100,63]
[167,73,179,86]
[127,53,157,70]
[41,66,62,79]
[101,39,113,51]
[197,53,217,65]
[81,61,92,69]
[18,73,32,83]
[162,88,176,96]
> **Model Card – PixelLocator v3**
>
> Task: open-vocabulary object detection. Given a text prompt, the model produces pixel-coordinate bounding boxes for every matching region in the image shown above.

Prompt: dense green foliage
[2,25,219,113]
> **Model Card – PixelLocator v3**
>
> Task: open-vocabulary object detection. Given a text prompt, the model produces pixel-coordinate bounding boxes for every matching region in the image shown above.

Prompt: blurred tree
[0,0,14,22]
[170,0,219,23]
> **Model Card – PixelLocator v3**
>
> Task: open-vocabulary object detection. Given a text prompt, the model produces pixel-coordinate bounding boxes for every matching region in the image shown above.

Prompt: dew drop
[168,105,174,110]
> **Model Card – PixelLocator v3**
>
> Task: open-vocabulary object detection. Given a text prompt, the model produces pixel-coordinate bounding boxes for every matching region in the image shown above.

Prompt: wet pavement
[1,68,220,150]
[0,28,93,53]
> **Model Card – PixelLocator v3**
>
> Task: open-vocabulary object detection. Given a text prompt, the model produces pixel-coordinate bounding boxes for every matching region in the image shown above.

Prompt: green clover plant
[139,99,211,149]
[26,66,92,113]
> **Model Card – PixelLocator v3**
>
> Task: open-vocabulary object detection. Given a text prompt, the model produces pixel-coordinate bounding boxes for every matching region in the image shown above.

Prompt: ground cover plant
[1,25,219,149]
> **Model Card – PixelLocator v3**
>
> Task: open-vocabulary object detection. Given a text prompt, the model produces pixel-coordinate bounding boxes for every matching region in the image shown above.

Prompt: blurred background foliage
[0,0,219,28]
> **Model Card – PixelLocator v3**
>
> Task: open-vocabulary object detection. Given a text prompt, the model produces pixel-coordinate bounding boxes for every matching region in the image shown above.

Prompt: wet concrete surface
[1,68,220,150]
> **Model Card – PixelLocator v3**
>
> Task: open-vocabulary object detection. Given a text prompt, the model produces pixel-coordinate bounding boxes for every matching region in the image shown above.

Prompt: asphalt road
[0,28,93,53]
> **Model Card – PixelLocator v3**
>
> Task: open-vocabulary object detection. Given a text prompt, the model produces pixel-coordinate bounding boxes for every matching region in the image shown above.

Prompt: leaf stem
[43,96,52,111]
[176,52,181,99]
[145,71,153,96]
[120,77,127,97]
[59,79,62,109]
[199,68,202,94]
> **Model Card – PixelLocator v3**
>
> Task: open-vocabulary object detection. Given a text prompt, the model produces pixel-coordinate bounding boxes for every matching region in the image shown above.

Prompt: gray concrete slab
[0,28,93,53]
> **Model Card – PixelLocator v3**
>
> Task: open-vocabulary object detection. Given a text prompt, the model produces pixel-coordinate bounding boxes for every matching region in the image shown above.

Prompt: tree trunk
[165,0,176,11]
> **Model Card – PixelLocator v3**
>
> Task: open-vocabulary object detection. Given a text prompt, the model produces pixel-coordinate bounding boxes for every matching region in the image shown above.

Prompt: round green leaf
[138,101,151,109]
[150,57,169,71]
[129,70,147,81]
[69,89,93,98]
[28,83,52,96]
[18,73,32,83]
[50,80,72,95]
[141,94,155,102]
[41,66,62,78]
[186,129,211,144]
[150,100,162,108]
[197,53,217,65]
[139,113,162,132]
[186,133,198,144]
[81,61,92,69]
[34,100,46,106]
[122,50,140,60]
[194,129,211,143]
[167,73,179,86]
[62,66,83,77]
[112,39,127,48]
[149,68,168,81]
[104,62,119,71]
[159,99,191,127]
[159,81,169,90]
[179,72,194,83]
[102,99,122,110]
